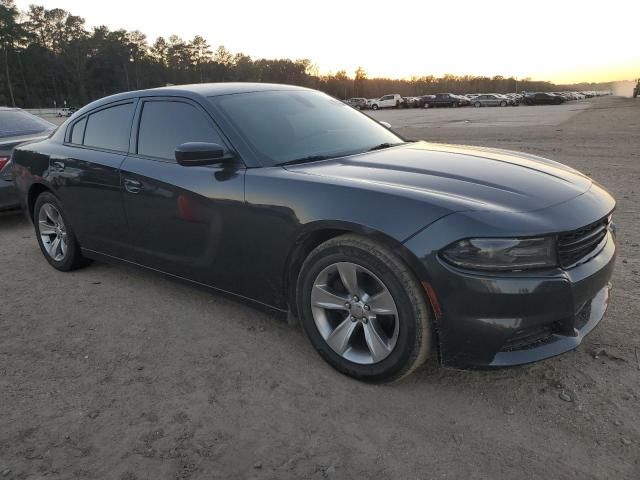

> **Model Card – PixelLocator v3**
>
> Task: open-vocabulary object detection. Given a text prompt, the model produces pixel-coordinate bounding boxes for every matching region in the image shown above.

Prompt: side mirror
[379,121,391,129]
[175,142,233,166]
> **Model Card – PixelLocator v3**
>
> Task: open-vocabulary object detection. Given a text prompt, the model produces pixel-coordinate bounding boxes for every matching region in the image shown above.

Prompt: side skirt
[81,248,288,317]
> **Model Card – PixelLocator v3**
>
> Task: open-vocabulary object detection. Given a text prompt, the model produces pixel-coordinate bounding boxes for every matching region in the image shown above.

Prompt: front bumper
[413,230,615,368]
[404,184,616,369]
[438,231,614,368]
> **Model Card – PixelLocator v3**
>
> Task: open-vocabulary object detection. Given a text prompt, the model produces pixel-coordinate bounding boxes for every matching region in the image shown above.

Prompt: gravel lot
[1,97,639,479]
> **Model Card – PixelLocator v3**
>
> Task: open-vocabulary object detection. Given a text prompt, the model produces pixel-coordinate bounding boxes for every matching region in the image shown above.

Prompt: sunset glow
[14,0,640,83]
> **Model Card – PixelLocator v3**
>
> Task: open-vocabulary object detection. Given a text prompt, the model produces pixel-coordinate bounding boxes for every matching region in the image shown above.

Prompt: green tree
[0,0,25,105]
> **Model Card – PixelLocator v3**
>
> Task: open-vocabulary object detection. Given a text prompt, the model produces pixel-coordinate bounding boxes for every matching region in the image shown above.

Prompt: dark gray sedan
[0,108,56,211]
[11,84,616,382]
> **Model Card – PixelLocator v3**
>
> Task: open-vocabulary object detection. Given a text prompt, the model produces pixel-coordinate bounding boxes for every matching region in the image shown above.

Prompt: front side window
[83,103,134,152]
[211,90,402,166]
[137,101,223,161]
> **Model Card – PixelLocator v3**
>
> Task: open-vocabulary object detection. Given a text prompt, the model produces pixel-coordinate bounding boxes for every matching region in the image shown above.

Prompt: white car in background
[367,94,403,110]
[57,107,78,117]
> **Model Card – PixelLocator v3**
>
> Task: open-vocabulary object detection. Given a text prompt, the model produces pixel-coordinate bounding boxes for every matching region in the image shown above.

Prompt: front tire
[372,104,379,110]
[474,102,481,108]
[297,235,432,382]
[34,191,90,272]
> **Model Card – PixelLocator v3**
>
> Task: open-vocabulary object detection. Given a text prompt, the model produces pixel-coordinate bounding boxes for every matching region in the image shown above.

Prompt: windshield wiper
[274,155,335,167]
[367,142,404,152]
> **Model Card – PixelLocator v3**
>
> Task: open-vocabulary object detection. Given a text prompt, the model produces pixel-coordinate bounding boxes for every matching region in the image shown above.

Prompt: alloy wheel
[310,262,399,364]
[38,203,68,262]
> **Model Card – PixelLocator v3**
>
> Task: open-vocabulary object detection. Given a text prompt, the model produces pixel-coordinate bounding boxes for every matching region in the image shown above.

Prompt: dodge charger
[11,83,616,382]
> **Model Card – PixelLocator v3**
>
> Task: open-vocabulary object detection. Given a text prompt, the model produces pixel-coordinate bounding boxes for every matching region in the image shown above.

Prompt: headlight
[441,237,557,271]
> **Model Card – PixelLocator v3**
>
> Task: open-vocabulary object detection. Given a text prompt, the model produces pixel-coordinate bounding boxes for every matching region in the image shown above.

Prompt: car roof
[153,82,310,96]
[71,82,314,118]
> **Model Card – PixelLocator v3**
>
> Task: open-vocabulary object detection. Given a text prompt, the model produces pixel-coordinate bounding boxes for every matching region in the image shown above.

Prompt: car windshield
[0,109,54,139]
[211,90,403,166]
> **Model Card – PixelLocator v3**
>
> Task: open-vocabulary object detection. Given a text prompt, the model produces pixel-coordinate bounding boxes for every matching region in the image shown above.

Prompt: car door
[55,100,135,257]
[119,97,246,285]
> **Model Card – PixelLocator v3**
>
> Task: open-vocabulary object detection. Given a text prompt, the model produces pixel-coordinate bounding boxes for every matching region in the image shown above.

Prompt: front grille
[557,217,609,268]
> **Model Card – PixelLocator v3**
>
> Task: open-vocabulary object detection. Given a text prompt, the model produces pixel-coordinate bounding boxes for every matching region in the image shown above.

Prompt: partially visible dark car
[416,94,435,107]
[0,107,56,212]
[523,92,566,105]
[423,93,468,108]
[344,98,368,110]
[12,84,616,382]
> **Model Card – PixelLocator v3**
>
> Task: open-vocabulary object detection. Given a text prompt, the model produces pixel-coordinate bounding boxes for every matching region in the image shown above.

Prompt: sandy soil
[1,96,639,479]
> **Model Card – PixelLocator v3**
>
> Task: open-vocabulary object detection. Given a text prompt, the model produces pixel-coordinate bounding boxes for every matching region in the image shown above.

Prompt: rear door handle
[123,178,142,194]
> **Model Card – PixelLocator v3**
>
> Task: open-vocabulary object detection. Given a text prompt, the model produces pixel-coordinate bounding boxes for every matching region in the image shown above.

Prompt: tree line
[0,1,612,108]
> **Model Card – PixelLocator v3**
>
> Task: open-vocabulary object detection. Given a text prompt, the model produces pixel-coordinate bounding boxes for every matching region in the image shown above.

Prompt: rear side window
[70,117,87,144]
[83,103,134,152]
[136,101,222,161]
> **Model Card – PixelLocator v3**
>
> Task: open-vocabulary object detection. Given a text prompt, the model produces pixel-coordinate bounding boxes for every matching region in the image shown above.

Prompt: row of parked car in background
[345,90,610,110]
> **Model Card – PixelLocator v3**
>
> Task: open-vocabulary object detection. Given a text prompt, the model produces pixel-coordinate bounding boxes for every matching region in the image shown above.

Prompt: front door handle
[123,178,142,194]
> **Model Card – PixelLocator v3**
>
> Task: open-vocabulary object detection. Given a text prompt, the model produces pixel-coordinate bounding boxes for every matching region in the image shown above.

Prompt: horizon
[13,0,640,84]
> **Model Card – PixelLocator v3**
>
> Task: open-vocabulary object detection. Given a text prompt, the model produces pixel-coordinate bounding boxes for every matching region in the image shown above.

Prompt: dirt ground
[1,96,639,479]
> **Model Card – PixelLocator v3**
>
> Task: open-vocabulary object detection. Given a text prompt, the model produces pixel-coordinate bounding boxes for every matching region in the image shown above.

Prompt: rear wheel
[297,235,432,382]
[452,102,458,108]
[500,101,507,107]
[474,102,481,108]
[34,192,90,272]
[372,104,379,110]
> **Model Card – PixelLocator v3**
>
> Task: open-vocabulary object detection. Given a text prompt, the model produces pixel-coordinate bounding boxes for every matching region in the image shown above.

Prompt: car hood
[286,141,593,214]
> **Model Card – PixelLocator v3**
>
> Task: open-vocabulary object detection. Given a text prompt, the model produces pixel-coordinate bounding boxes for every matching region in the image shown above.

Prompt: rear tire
[297,234,432,382]
[33,191,91,272]
[474,102,481,108]
[500,101,507,107]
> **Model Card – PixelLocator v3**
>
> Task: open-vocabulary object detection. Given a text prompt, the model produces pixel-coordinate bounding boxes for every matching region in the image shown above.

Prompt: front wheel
[372,104,379,110]
[297,235,432,382]
[474,102,481,108]
[500,101,507,107]
[34,191,91,272]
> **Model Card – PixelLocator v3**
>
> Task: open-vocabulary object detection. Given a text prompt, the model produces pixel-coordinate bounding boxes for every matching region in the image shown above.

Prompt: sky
[14,0,640,83]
